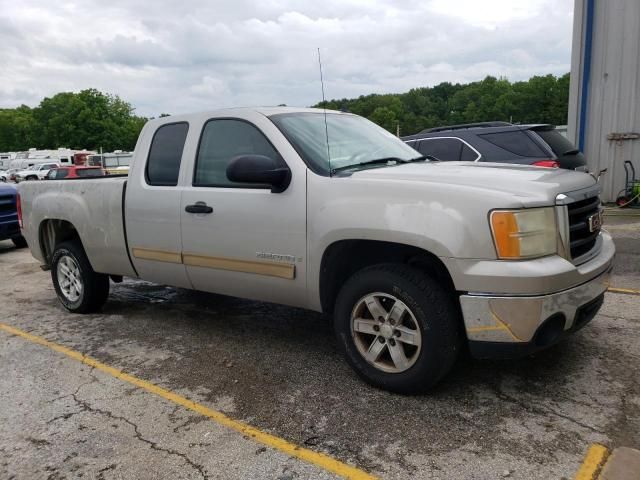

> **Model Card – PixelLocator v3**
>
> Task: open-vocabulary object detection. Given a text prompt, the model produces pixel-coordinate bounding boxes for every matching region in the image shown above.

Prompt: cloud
[0,0,573,116]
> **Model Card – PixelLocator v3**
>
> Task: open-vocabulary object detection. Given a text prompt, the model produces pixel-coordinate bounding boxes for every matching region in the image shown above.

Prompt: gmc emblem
[588,210,603,232]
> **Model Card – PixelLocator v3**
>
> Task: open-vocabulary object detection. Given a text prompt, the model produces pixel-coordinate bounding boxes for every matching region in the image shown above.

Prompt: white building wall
[568,0,640,202]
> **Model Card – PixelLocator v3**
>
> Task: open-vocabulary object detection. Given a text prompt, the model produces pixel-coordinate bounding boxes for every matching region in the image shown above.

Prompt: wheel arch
[319,239,457,314]
[39,219,82,267]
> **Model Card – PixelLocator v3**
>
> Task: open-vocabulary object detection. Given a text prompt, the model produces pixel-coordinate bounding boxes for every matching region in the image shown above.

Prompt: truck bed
[18,177,136,277]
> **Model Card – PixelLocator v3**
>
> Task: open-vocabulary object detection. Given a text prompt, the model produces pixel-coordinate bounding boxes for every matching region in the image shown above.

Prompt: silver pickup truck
[18,107,615,393]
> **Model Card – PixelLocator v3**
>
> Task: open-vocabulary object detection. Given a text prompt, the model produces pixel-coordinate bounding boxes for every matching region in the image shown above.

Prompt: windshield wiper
[331,156,427,174]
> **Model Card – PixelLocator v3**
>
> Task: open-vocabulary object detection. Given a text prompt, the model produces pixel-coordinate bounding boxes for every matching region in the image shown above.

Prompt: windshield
[269,112,421,175]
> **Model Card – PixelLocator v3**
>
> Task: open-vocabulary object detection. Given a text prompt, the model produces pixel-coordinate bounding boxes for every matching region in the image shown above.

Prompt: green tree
[0,106,35,151]
[314,73,571,136]
[369,107,398,133]
[0,89,147,152]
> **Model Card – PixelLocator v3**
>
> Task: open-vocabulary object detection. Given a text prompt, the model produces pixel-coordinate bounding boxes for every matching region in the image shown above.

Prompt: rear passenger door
[125,122,192,288]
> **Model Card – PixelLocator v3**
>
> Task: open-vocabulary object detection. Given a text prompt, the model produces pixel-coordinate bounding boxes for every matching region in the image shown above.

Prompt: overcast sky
[0,0,574,117]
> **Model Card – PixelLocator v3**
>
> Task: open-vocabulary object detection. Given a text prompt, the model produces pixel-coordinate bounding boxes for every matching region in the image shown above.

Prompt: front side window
[194,119,282,188]
[146,122,189,186]
[55,169,69,179]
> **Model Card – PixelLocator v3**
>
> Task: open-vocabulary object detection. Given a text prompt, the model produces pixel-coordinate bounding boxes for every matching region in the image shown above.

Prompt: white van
[9,148,77,170]
[0,152,17,170]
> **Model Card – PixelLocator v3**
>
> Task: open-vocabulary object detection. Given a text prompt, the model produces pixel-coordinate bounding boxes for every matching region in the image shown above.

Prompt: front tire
[51,240,110,313]
[334,264,461,394]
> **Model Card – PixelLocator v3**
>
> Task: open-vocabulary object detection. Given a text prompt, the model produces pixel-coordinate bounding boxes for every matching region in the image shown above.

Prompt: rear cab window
[146,122,189,186]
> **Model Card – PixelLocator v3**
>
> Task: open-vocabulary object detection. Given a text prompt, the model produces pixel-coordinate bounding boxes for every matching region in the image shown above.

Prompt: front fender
[306,173,501,309]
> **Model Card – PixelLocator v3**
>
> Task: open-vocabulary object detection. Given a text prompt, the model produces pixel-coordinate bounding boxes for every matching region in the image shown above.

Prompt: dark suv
[0,182,27,248]
[402,122,587,170]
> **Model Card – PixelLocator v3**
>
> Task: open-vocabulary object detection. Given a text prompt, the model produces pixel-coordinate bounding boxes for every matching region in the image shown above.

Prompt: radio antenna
[317,48,331,172]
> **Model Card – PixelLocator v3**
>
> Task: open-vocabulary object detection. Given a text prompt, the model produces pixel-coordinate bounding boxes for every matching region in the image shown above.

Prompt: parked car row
[0,149,132,182]
[1,165,110,183]
[14,163,60,182]
[46,165,106,179]
[402,122,587,171]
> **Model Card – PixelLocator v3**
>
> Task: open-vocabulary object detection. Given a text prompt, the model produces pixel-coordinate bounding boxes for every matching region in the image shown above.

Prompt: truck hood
[350,161,597,204]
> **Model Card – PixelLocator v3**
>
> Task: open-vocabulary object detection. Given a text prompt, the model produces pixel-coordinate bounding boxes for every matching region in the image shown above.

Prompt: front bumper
[459,239,614,359]
[0,220,21,241]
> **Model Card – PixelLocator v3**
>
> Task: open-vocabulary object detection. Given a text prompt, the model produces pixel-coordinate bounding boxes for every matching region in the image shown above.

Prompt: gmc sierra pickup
[18,107,615,393]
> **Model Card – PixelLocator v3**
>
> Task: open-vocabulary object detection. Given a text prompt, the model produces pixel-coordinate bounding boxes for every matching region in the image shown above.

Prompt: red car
[46,166,105,179]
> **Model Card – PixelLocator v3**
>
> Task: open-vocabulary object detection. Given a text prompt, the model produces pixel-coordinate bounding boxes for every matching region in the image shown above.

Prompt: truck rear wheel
[51,240,110,313]
[334,264,461,394]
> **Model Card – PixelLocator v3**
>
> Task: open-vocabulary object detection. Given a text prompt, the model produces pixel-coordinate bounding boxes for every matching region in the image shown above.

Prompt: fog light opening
[534,314,566,347]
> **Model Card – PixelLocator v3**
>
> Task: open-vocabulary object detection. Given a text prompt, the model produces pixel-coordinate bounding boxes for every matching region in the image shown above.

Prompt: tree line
[0,89,147,152]
[316,73,570,136]
[0,73,570,152]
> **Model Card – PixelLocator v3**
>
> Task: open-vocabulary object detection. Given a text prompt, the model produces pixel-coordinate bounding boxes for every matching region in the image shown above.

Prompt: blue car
[0,183,27,248]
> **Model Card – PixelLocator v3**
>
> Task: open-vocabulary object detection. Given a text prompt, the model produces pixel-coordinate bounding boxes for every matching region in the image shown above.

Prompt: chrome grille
[567,196,601,259]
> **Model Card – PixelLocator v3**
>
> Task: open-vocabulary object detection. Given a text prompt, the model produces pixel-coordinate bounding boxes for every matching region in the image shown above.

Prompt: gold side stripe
[466,325,508,333]
[183,253,295,280]
[131,247,295,280]
[131,247,182,264]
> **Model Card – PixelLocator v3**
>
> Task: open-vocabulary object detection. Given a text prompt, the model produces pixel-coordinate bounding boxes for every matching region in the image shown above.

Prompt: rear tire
[51,240,110,313]
[334,264,461,394]
[11,236,28,248]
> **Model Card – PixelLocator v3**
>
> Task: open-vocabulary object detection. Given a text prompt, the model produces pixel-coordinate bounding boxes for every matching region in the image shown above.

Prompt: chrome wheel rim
[350,292,422,373]
[57,255,82,302]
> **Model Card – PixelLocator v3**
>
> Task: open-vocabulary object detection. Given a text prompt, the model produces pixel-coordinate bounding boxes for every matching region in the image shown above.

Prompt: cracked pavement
[0,334,338,480]
[0,215,638,479]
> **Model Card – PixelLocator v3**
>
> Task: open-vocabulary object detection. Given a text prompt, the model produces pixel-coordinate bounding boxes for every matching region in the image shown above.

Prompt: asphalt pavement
[0,214,638,479]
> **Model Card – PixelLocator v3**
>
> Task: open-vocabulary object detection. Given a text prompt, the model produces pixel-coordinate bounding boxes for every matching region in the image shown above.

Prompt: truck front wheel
[51,240,110,313]
[334,264,461,394]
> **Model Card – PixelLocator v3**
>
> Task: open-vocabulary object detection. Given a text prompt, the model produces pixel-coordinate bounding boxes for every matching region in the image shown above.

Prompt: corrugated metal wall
[568,0,640,202]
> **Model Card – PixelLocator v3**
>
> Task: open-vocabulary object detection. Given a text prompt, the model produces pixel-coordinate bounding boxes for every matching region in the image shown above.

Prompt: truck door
[125,122,192,288]
[180,115,307,308]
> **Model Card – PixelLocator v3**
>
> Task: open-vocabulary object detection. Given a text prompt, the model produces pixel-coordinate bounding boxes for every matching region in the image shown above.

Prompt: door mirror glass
[226,155,291,193]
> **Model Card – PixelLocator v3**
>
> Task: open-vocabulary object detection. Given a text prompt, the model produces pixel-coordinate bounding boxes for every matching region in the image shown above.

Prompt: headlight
[490,207,557,259]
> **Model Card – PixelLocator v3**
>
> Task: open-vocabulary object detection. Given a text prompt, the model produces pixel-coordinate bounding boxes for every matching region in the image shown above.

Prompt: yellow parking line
[574,444,610,480]
[0,322,376,480]
[607,287,640,296]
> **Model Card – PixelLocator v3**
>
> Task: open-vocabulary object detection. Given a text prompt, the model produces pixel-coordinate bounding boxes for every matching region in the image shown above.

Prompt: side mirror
[226,155,291,193]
